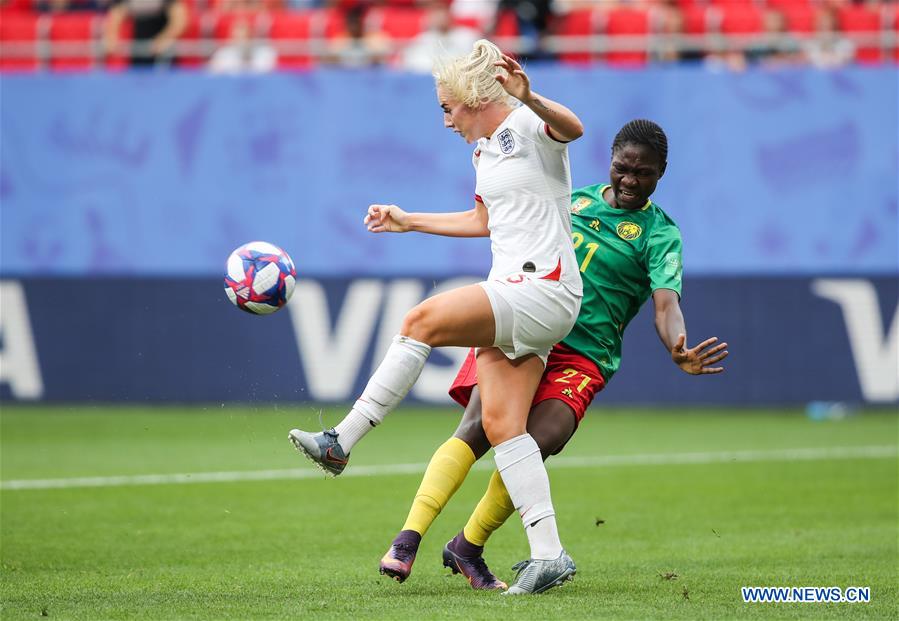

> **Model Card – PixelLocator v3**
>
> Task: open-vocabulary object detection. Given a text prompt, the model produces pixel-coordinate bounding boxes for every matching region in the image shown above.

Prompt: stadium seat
[269,10,314,69]
[554,8,596,65]
[779,4,817,36]
[894,8,899,63]
[209,0,283,9]
[48,13,97,71]
[603,7,649,66]
[213,10,271,41]
[837,4,884,63]
[452,15,482,32]
[765,0,812,10]
[0,10,44,70]
[2,0,34,10]
[681,5,709,35]
[371,6,426,42]
[176,11,210,68]
[718,4,765,34]
[492,9,519,40]
[103,17,133,71]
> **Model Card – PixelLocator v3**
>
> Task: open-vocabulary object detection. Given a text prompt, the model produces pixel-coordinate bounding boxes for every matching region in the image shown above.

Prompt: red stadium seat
[0,10,44,70]
[210,0,281,9]
[176,11,210,68]
[269,10,314,69]
[492,9,519,39]
[2,0,35,10]
[452,15,482,31]
[894,8,899,63]
[484,9,518,57]
[213,10,270,41]
[780,4,816,36]
[554,8,596,64]
[603,7,649,66]
[103,16,133,71]
[681,5,709,35]
[372,7,425,41]
[837,4,884,63]
[48,13,97,71]
[718,4,764,34]
[766,0,812,10]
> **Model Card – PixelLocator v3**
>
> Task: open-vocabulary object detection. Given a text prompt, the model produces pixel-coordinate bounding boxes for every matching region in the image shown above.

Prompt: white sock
[494,433,563,560]
[332,411,373,453]
[333,335,431,453]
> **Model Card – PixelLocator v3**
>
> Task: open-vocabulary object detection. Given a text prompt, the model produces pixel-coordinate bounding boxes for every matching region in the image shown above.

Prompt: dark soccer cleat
[379,543,418,582]
[502,551,576,595]
[288,428,349,477]
[379,530,421,583]
[442,538,508,591]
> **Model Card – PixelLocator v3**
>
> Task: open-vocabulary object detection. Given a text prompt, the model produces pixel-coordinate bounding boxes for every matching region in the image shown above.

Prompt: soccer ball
[223,242,297,315]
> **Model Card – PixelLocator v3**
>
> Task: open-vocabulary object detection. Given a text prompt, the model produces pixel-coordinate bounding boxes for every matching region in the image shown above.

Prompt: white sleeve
[508,106,568,150]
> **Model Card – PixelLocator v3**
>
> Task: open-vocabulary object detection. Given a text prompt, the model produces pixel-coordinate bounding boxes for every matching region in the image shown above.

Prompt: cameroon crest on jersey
[616,221,643,240]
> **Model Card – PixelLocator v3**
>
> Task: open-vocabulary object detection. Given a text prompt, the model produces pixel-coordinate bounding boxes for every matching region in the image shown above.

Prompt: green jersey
[562,184,683,381]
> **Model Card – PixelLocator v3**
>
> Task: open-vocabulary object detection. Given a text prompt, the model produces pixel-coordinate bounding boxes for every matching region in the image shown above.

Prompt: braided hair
[612,119,668,172]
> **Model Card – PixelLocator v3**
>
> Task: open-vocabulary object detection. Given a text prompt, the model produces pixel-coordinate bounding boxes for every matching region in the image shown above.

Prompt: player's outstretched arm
[493,54,584,142]
[652,288,729,375]
[365,201,489,238]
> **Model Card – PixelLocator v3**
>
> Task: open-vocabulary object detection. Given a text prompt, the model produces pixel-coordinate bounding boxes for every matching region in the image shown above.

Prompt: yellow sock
[401,437,476,535]
[462,469,516,546]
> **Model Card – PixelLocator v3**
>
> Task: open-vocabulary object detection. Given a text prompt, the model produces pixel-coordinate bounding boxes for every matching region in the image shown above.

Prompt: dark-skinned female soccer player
[378,119,729,594]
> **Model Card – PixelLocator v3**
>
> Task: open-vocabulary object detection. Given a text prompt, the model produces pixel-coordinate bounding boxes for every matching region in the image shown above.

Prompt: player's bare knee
[400,304,435,344]
[528,424,567,459]
[481,410,521,446]
[527,402,576,458]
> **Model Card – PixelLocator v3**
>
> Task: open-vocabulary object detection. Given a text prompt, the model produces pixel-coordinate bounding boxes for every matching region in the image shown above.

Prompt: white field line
[2,445,896,491]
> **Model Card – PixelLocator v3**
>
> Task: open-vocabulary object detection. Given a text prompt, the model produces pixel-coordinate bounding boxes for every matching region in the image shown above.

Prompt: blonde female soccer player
[378,120,729,593]
[289,39,584,594]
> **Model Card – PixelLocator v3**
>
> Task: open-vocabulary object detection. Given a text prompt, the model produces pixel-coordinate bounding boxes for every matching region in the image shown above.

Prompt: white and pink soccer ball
[223,242,296,315]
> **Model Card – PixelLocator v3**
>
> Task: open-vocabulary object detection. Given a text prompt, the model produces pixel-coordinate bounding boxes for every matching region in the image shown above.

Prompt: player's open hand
[671,334,728,375]
[364,204,410,233]
[494,55,531,103]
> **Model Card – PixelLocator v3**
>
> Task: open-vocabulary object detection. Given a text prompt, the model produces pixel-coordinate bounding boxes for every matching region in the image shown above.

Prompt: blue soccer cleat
[502,551,576,595]
[288,428,349,477]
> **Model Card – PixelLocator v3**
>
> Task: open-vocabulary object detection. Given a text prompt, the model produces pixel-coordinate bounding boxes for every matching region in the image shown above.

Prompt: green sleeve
[645,223,683,296]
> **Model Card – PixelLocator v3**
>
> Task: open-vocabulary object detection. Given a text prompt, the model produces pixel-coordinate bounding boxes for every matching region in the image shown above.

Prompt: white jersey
[473,106,582,296]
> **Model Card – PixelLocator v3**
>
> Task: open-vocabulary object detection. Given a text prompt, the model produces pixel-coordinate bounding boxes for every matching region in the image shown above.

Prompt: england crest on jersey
[498,129,515,154]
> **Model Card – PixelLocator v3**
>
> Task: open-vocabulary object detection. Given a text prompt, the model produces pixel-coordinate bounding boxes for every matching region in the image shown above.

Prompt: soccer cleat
[288,428,349,477]
[502,551,576,595]
[379,542,418,583]
[442,539,508,591]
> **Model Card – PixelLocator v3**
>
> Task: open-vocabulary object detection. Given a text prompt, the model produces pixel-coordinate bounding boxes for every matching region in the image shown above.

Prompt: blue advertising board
[1,68,896,278]
[1,276,895,405]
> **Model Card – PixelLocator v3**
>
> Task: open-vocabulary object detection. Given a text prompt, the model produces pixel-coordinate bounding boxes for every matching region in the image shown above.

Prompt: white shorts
[478,273,582,365]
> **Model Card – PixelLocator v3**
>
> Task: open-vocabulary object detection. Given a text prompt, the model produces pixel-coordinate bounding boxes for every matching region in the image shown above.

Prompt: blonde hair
[433,39,512,109]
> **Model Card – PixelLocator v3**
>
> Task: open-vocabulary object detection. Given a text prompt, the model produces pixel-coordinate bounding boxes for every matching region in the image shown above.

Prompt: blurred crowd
[0,0,896,71]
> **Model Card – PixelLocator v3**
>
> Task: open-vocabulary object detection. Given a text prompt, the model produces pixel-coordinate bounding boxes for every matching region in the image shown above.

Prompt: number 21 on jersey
[571,232,599,273]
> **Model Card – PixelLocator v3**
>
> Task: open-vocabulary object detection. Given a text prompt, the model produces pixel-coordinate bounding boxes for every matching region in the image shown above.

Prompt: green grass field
[1,406,897,620]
